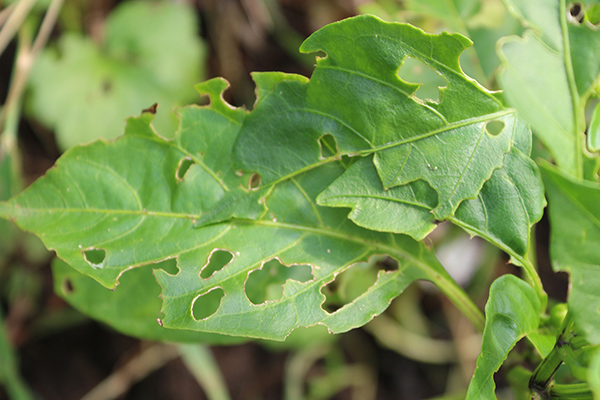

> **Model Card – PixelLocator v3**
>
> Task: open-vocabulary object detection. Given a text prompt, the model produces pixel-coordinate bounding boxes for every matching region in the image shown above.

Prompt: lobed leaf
[234,15,519,220]
[541,163,600,345]
[466,275,542,400]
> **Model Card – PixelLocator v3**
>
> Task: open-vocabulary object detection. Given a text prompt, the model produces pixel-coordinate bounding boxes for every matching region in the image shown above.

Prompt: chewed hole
[176,157,195,181]
[248,173,261,190]
[485,120,505,136]
[245,258,313,305]
[318,134,338,159]
[63,278,74,295]
[321,256,398,314]
[200,249,234,279]
[156,258,179,275]
[83,248,106,267]
[569,2,585,23]
[192,288,224,320]
[397,57,447,103]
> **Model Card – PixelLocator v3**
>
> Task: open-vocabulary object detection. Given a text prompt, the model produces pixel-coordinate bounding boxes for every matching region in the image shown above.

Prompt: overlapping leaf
[318,116,545,257]
[466,275,542,399]
[234,15,520,220]
[498,0,600,175]
[541,163,600,345]
[0,76,480,339]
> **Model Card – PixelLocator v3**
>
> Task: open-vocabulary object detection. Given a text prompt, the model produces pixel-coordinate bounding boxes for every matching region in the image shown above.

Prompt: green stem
[177,344,231,400]
[560,0,584,179]
[549,383,594,400]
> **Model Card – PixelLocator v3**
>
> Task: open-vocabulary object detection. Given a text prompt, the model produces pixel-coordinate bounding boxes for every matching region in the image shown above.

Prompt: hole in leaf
[200,250,234,279]
[248,173,261,190]
[569,2,585,23]
[485,120,505,136]
[321,256,398,314]
[63,279,74,295]
[318,134,338,159]
[176,157,195,181]
[397,57,447,103]
[192,288,224,320]
[245,258,313,305]
[156,258,179,275]
[82,248,106,267]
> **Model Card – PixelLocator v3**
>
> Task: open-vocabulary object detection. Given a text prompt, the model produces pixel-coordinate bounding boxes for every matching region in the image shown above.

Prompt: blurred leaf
[27,0,205,150]
[466,275,542,399]
[541,163,600,345]
[498,0,600,176]
[52,258,241,343]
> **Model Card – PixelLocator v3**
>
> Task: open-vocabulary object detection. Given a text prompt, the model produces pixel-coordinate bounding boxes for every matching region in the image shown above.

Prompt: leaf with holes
[0,78,247,288]
[155,161,477,339]
[28,1,206,150]
[234,15,523,220]
[0,75,481,339]
[466,274,542,400]
[317,119,545,258]
[541,163,600,345]
[498,0,600,175]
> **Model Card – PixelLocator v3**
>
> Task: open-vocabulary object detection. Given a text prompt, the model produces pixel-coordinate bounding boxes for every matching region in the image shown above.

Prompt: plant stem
[560,0,584,179]
[549,383,594,399]
[177,344,231,400]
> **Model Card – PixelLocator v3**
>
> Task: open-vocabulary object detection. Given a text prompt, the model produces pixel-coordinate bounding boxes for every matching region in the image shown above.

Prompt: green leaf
[52,258,242,344]
[541,163,600,345]
[155,162,471,339]
[466,275,542,400]
[27,0,205,150]
[318,135,545,257]
[1,78,246,288]
[0,78,482,339]
[498,0,600,176]
[234,15,519,220]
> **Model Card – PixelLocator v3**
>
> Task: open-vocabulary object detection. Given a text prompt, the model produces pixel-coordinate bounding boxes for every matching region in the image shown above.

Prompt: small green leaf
[541,163,600,345]
[28,1,206,149]
[235,15,518,220]
[52,258,242,344]
[317,156,438,240]
[466,275,542,400]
